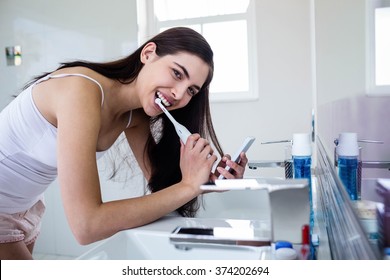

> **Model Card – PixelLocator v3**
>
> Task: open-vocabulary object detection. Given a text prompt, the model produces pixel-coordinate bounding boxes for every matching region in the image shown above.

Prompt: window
[366,0,390,95]
[138,0,258,102]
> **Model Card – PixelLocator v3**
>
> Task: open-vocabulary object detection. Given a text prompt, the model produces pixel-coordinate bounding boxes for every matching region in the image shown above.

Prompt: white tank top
[0,73,132,214]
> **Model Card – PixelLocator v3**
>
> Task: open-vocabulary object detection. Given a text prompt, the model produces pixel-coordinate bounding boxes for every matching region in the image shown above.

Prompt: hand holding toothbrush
[155,98,247,188]
[155,98,216,186]
[179,134,219,189]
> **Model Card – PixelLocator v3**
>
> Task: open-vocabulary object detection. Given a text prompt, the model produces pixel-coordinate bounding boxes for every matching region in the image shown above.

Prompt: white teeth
[156,92,171,107]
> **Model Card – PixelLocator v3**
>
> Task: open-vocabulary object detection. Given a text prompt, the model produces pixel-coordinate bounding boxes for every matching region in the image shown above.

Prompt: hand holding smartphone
[218,136,255,179]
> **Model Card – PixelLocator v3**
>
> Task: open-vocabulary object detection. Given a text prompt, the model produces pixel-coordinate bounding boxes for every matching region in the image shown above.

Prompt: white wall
[0,0,140,257]
[0,0,314,257]
[315,0,366,106]
[0,0,139,110]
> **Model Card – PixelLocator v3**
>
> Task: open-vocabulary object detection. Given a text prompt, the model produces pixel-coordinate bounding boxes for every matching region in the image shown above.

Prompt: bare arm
[56,83,217,245]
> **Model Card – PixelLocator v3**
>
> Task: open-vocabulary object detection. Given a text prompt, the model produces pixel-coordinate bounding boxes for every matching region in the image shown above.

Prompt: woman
[0,27,248,259]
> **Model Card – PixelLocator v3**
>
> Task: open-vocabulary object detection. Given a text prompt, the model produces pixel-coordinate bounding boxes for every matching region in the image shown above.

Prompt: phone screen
[176,227,214,236]
[170,226,271,247]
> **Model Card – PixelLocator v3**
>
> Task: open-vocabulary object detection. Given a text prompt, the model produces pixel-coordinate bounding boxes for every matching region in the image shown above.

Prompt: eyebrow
[174,62,201,91]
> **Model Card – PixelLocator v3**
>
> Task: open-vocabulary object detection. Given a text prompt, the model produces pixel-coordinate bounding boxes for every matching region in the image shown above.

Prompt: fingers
[186,134,214,158]
[184,133,201,149]
[180,134,218,187]
[216,152,248,179]
[238,152,248,166]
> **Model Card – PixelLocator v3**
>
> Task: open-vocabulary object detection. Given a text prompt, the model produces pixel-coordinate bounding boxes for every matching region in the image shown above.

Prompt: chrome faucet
[248,140,293,179]
[248,160,293,179]
[361,161,390,169]
[333,138,388,169]
[357,140,389,170]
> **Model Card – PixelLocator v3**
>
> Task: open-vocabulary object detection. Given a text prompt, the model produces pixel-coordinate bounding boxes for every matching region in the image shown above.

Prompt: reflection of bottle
[292,133,312,226]
[337,133,359,200]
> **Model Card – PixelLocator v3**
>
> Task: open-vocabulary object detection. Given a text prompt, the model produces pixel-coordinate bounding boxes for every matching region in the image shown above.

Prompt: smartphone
[218,137,256,179]
[169,226,270,249]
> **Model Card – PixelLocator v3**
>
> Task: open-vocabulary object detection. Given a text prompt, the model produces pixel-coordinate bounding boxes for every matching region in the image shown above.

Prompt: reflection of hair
[26,27,223,217]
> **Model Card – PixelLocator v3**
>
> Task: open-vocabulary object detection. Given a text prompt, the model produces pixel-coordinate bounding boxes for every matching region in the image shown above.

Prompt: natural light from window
[203,20,249,93]
[154,0,250,20]
[148,0,256,101]
[375,7,390,86]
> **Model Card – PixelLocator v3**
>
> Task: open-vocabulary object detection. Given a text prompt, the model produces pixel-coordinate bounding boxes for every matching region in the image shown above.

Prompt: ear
[140,42,157,64]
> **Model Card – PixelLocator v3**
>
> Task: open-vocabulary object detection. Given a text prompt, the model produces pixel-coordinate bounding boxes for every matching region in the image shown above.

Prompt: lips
[156,92,172,107]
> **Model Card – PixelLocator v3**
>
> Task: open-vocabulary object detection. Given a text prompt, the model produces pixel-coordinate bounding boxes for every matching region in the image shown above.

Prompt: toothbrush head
[155,98,168,113]
[154,97,191,143]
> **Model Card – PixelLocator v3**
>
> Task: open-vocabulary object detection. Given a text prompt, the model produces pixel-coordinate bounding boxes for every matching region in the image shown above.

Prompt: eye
[187,87,198,97]
[173,69,182,80]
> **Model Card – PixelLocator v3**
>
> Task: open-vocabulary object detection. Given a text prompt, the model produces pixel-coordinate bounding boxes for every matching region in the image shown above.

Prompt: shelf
[314,136,380,259]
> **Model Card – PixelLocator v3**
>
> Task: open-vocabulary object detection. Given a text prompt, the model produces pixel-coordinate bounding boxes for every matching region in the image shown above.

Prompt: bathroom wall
[0,0,314,257]
[0,0,141,257]
[315,0,390,180]
[0,0,139,109]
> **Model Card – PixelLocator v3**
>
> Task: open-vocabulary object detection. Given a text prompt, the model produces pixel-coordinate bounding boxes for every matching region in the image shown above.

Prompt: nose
[172,83,188,100]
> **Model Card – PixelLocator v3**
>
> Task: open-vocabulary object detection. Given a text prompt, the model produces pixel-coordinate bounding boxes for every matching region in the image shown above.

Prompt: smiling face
[136,42,210,116]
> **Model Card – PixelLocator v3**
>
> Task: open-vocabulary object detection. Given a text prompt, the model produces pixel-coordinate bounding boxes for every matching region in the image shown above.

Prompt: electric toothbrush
[155,98,192,144]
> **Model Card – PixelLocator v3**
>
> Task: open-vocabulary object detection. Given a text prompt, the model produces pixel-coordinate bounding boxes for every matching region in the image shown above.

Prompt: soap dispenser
[292,133,312,182]
[291,133,313,226]
[336,132,359,200]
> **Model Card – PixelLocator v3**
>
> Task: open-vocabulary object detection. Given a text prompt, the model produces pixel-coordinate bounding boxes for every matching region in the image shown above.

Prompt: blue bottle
[292,133,313,225]
[336,133,359,200]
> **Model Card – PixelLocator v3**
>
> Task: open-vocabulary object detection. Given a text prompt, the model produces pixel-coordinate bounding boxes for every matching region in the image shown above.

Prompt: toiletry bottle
[292,133,313,227]
[336,133,359,200]
[298,224,311,260]
[274,241,297,260]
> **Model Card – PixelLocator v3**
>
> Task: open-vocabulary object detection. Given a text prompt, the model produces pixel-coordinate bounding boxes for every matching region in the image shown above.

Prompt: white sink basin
[77,216,271,260]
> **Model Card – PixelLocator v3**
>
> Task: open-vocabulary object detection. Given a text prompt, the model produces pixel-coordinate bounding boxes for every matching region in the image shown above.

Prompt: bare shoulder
[54,67,104,96]
[33,67,104,127]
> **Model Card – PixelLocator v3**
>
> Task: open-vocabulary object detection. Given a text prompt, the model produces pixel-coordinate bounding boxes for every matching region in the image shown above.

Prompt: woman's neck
[105,80,140,117]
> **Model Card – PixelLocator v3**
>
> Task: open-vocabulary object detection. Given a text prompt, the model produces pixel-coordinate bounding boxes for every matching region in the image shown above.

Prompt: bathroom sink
[77,179,308,260]
[77,216,271,260]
